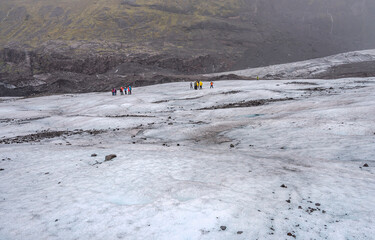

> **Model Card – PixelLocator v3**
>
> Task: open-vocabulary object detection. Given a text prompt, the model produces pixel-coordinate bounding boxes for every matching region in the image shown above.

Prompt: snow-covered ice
[0,78,374,239]
[205,49,375,79]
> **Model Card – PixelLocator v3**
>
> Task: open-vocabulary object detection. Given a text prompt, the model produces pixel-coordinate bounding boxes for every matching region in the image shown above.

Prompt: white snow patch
[205,49,375,79]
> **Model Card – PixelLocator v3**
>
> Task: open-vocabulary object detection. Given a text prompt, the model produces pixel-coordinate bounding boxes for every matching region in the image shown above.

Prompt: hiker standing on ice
[194,81,198,90]
[128,86,132,95]
[120,87,124,95]
[199,81,203,89]
[190,82,193,89]
[210,81,214,88]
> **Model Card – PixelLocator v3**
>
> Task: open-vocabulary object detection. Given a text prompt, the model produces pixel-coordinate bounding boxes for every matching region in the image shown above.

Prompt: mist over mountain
[1,0,375,95]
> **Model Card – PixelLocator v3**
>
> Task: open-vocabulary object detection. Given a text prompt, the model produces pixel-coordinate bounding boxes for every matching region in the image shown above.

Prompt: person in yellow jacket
[199,81,203,89]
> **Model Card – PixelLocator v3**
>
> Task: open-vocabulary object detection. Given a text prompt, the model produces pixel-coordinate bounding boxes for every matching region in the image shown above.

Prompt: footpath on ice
[0,79,375,239]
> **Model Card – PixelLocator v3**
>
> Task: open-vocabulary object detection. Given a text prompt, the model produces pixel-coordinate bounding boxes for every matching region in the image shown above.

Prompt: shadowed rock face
[0,0,375,96]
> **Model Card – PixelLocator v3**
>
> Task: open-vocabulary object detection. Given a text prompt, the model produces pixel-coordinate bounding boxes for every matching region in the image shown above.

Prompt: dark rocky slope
[0,43,228,96]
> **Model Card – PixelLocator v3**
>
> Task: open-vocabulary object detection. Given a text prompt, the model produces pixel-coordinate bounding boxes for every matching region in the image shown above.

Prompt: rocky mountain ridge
[2,0,375,65]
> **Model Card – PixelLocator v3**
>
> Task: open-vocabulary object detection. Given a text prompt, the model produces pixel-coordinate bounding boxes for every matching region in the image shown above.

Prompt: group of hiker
[112,86,132,96]
[112,81,214,95]
[190,81,214,90]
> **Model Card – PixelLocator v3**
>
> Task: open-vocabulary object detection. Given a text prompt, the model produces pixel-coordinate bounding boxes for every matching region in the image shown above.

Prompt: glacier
[0,78,374,239]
